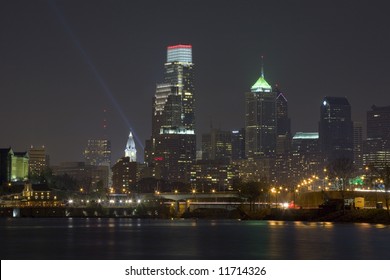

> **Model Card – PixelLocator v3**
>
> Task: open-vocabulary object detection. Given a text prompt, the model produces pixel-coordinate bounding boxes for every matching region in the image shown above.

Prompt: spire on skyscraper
[261,55,264,78]
[125,131,137,162]
[251,56,272,93]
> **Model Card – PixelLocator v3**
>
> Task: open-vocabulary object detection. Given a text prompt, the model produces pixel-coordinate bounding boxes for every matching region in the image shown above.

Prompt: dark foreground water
[0,218,389,260]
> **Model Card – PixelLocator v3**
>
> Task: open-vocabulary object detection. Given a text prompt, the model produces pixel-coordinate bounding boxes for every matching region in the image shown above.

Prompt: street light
[270,188,277,208]
[276,190,280,208]
[192,189,197,202]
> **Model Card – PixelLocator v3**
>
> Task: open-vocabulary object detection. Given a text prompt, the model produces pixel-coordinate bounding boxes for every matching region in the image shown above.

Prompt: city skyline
[1,0,389,164]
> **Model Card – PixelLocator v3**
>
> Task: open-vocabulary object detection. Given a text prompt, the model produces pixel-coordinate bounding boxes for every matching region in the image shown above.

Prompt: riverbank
[1,206,390,224]
[183,207,390,224]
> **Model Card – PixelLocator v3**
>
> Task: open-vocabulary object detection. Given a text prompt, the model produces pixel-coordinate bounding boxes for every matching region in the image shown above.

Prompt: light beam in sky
[49,0,144,150]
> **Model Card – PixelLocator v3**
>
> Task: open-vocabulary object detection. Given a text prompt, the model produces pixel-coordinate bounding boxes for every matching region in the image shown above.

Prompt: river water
[0,218,389,260]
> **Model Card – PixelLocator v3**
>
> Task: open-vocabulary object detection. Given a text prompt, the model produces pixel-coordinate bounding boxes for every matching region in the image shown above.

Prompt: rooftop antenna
[261,55,265,78]
[102,108,108,139]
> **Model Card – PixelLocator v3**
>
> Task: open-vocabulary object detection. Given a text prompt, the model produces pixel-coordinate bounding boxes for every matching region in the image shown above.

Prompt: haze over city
[1,0,389,164]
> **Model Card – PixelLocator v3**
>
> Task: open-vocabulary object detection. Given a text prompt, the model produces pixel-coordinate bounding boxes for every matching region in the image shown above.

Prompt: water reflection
[269,221,286,226]
[375,224,386,229]
[1,218,389,260]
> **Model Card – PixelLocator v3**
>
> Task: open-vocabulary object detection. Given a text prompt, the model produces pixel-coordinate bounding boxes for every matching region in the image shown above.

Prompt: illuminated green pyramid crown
[251,75,272,92]
[251,58,272,92]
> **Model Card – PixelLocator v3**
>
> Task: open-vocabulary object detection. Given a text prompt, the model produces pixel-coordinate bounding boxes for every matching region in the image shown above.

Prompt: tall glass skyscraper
[275,87,291,137]
[164,45,195,131]
[319,96,353,163]
[275,86,292,156]
[245,64,277,159]
[367,105,390,139]
[363,105,390,169]
[145,44,196,183]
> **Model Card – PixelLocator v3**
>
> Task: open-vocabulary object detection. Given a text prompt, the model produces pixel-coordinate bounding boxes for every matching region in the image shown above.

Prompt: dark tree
[239,179,269,211]
[368,163,390,219]
[327,158,355,213]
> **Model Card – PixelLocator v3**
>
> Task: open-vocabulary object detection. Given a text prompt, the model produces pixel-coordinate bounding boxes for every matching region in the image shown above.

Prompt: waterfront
[1,218,389,260]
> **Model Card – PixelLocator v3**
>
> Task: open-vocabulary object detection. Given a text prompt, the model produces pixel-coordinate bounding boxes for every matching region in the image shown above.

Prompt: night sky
[1,0,389,164]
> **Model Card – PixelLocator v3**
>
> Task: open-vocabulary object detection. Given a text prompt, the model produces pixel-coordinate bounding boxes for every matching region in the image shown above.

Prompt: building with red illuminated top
[145,45,196,183]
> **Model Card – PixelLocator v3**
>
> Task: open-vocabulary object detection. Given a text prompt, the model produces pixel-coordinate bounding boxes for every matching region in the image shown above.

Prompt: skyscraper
[363,105,390,169]
[275,86,291,155]
[319,96,353,163]
[231,129,246,161]
[166,46,195,131]
[290,132,322,183]
[145,44,196,183]
[245,62,277,159]
[201,128,232,162]
[84,139,111,190]
[353,122,363,171]
[152,44,195,134]
[367,105,390,139]
[84,139,111,167]
[275,87,291,137]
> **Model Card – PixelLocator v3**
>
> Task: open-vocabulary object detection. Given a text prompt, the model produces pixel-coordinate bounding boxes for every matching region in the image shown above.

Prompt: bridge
[155,191,240,201]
